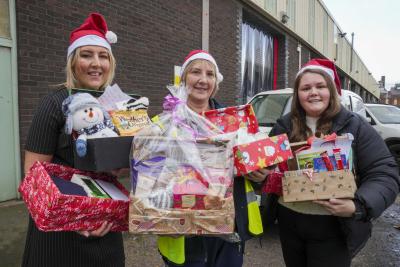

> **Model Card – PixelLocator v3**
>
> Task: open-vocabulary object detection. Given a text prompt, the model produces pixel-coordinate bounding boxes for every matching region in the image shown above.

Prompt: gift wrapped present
[19,162,129,231]
[233,133,293,175]
[202,104,259,134]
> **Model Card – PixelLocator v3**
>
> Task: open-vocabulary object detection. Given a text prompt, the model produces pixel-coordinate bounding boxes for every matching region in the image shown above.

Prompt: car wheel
[388,143,400,167]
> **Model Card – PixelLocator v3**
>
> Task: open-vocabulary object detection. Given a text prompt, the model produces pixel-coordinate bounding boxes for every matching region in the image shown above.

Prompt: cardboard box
[281,134,357,202]
[73,136,133,172]
[202,104,259,134]
[19,162,129,231]
[282,169,357,202]
[233,134,293,175]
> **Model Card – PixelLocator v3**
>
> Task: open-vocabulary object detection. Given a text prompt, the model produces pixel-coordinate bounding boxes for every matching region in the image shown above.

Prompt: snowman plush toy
[62,93,118,157]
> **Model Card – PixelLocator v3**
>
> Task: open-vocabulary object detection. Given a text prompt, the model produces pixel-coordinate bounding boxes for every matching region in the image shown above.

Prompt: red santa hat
[67,13,117,57]
[181,50,224,84]
[297,58,341,95]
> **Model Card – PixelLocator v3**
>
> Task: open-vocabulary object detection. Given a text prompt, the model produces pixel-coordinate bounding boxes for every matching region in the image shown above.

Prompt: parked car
[248,88,367,134]
[365,103,400,166]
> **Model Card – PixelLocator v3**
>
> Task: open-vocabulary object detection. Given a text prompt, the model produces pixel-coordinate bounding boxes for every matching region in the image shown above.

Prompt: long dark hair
[290,69,341,142]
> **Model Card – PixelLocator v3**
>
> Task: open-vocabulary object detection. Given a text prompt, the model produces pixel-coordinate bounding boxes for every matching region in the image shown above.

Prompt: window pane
[0,0,10,39]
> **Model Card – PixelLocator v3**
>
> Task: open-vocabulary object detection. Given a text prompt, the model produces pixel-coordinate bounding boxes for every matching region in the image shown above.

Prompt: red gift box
[19,162,129,232]
[233,134,293,175]
[202,104,259,134]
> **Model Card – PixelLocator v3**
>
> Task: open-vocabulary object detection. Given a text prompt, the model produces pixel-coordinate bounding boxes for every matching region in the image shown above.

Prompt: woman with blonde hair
[22,13,124,267]
[158,50,270,267]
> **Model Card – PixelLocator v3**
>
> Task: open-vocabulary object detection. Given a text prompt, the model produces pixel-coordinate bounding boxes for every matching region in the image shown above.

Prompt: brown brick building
[0,0,376,201]
[15,1,322,156]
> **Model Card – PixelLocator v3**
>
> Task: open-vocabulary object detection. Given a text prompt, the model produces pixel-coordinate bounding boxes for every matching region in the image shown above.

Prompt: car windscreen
[249,94,291,127]
[368,105,400,124]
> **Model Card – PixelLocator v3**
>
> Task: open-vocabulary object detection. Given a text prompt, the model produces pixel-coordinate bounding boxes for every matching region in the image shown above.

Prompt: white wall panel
[247,0,379,96]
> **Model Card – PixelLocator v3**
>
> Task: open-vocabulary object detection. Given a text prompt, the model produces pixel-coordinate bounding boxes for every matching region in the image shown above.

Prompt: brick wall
[276,35,287,89]
[286,35,300,87]
[16,0,203,154]
[17,0,329,165]
[17,0,244,157]
[209,0,241,106]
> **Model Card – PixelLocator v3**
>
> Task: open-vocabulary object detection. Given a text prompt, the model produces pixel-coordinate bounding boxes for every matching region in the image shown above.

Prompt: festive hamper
[129,136,235,235]
[282,133,357,202]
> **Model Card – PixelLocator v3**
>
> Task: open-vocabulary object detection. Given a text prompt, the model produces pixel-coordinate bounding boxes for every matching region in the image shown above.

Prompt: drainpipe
[297,43,302,70]
[202,0,209,51]
[350,32,354,72]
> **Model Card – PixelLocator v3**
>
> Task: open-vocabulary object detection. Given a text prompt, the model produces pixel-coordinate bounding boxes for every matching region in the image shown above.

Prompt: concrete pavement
[1,192,399,267]
[0,200,284,267]
[0,201,27,267]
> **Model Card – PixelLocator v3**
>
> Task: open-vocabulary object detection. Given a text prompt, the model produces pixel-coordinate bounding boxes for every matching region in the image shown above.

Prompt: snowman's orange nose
[89,111,93,118]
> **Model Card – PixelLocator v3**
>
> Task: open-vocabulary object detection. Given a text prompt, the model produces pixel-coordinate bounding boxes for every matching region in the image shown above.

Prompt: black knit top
[22,87,125,267]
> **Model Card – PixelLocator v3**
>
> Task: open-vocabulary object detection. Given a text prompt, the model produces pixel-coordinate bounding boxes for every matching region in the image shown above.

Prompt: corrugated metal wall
[248,0,379,97]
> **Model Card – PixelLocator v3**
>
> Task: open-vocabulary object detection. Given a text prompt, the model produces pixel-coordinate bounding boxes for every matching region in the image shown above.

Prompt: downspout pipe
[202,0,209,51]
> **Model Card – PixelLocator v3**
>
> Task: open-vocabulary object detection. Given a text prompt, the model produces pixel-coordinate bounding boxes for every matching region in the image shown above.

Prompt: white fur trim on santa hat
[67,35,111,57]
[180,52,224,83]
[296,65,335,81]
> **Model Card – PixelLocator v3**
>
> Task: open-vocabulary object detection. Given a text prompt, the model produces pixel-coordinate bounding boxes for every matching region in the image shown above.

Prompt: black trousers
[277,204,351,267]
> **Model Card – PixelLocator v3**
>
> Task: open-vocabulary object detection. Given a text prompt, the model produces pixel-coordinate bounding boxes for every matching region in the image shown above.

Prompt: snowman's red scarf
[76,119,117,136]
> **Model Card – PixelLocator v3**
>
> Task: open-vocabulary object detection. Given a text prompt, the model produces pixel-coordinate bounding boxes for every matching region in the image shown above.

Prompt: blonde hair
[180,59,219,97]
[290,68,341,142]
[65,47,116,90]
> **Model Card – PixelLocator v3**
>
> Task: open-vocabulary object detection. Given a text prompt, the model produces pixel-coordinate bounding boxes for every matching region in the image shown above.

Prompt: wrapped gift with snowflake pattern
[233,133,293,176]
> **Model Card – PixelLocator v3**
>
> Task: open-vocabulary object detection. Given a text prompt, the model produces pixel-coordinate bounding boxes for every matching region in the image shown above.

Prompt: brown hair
[65,47,116,90]
[180,59,219,97]
[290,69,341,142]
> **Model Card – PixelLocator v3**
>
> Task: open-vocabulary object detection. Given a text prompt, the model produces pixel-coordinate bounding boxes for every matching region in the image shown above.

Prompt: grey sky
[322,0,399,90]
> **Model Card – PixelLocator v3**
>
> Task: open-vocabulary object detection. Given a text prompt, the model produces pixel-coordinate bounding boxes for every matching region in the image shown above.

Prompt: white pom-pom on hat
[106,31,117,44]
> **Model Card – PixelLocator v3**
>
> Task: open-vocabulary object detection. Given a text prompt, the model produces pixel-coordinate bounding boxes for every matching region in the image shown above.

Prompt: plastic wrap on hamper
[129,85,236,235]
